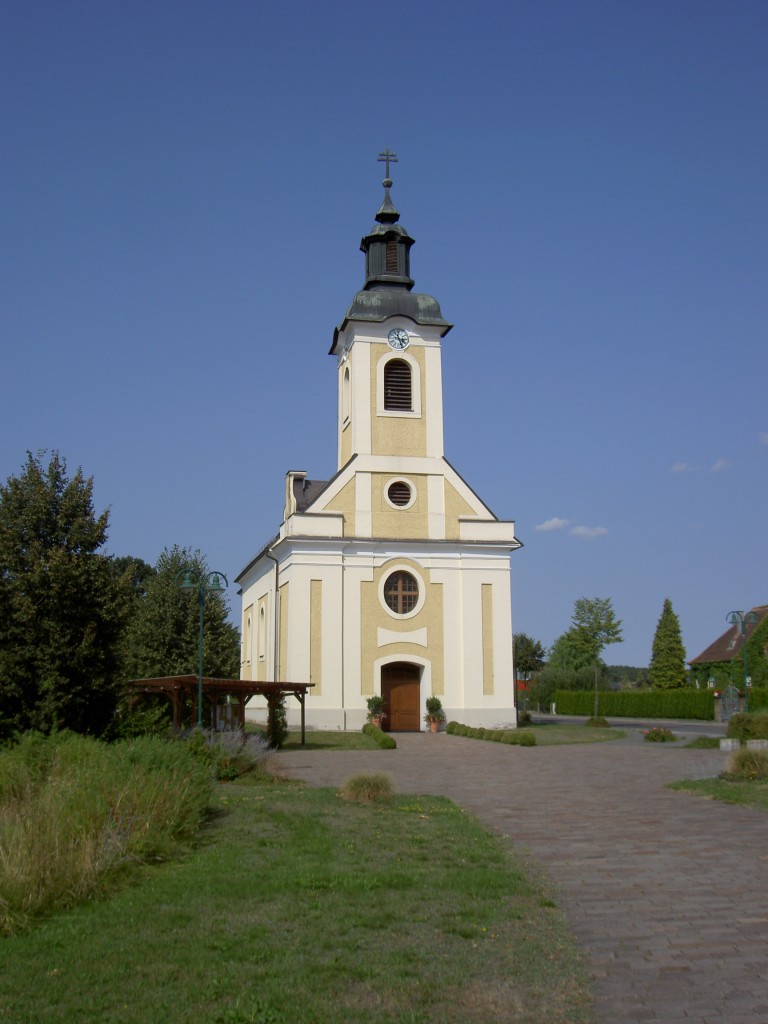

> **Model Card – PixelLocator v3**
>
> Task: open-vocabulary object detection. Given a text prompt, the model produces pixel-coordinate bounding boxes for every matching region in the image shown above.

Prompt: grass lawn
[282,729,383,751]
[0,776,593,1024]
[519,724,625,746]
[667,777,768,811]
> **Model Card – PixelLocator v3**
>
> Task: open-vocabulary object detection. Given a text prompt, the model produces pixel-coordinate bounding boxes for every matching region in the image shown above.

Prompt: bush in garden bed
[361,722,397,749]
[643,727,676,742]
[446,723,536,747]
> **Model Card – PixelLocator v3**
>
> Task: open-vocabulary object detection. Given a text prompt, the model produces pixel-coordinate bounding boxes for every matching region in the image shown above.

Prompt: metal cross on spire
[377,146,398,181]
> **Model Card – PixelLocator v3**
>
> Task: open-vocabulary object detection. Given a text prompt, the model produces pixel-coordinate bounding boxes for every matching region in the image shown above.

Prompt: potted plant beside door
[424,696,446,733]
[366,694,386,729]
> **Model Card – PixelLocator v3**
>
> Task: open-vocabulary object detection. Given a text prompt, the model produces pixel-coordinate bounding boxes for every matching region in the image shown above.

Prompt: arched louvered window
[342,365,350,422]
[385,240,398,273]
[384,358,412,411]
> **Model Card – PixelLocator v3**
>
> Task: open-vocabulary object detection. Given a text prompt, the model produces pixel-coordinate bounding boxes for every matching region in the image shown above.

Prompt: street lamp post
[178,568,228,728]
[726,610,758,713]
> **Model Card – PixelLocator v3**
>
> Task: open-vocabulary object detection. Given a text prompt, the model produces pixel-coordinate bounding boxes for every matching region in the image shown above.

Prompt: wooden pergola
[128,676,315,744]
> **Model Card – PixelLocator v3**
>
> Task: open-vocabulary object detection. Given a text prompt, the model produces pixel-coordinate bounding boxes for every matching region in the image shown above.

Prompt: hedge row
[446,721,536,746]
[361,722,397,749]
[552,689,717,720]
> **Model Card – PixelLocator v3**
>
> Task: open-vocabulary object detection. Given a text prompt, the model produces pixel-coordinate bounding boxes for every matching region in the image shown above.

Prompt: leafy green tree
[548,628,597,673]
[513,633,546,679]
[525,629,597,710]
[571,597,623,664]
[120,545,240,682]
[570,596,623,716]
[648,598,687,689]
[0,452,127,737]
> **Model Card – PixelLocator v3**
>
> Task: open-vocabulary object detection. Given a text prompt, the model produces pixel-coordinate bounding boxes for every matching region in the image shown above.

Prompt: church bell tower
[237,152,521,731]
[331,150,451,470]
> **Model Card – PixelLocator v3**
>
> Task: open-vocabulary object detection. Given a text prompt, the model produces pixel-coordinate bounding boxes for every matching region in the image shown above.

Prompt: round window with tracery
[383,571,419,615]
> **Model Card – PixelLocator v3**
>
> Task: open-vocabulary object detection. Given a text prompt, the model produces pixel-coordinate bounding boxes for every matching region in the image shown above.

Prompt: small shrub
[365,694,386,725]
[105,697,170,740]
[722,749,768,781]
[361,723,397,749]
[339,773,394,803]
[727,712,768,742]
[448,725,536,747]
[183,729,273,780]
[446,721,459,734]
[517,711,532,726]
[424,695,446,726]
[585,716,609,728]
[643,727,676,743]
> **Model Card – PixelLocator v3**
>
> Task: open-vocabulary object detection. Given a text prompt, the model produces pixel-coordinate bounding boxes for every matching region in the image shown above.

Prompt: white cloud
[711,458,729,472]
[570,525,608,539]
[534,516,570,532]
[759,433,768,446]
[670,462,697,473]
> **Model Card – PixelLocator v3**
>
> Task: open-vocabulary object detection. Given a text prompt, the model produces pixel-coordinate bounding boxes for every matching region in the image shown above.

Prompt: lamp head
[179,569,197,591]
[208,573,227,594]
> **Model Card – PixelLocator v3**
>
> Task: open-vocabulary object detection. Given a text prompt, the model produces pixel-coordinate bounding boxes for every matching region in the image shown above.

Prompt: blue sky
[2,0,766,668]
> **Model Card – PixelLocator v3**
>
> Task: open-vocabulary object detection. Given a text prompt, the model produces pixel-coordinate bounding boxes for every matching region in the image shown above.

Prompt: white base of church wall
[245,704,518,732]
[446,707,518,729]
[244,706,368,732]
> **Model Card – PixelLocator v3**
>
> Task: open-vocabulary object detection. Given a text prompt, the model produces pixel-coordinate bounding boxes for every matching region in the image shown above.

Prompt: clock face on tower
[387,328,410,350]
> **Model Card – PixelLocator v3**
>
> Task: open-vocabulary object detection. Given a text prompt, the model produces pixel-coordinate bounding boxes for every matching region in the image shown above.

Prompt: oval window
[383,571,419,615]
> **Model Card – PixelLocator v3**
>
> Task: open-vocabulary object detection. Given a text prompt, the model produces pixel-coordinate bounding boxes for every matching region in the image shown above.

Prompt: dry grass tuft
[338,772,394,804]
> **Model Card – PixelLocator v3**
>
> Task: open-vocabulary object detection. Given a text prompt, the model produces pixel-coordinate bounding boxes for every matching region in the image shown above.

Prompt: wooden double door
[381,662,421,732]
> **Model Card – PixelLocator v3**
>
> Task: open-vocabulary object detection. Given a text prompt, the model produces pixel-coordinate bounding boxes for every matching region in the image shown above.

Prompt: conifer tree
[649,598,687,689]
[120,545,239,682]
[0,452,126,736]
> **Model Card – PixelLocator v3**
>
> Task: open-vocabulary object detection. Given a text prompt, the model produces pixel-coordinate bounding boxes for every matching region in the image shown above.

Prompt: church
[236,158,521,731]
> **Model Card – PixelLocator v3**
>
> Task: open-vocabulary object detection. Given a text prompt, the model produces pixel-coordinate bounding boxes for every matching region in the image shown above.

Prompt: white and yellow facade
[237,175,521,730]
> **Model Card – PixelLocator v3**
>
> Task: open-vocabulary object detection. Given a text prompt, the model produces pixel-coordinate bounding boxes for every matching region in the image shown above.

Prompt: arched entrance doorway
[381,662,421,731]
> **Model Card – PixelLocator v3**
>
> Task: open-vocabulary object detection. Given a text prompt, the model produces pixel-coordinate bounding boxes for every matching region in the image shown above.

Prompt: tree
[648,598,687,689]
[120,545,240,683]
[0,452,127,737]
[525,629,596,710]
[570,596,623,717]
[513,633,546,679]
